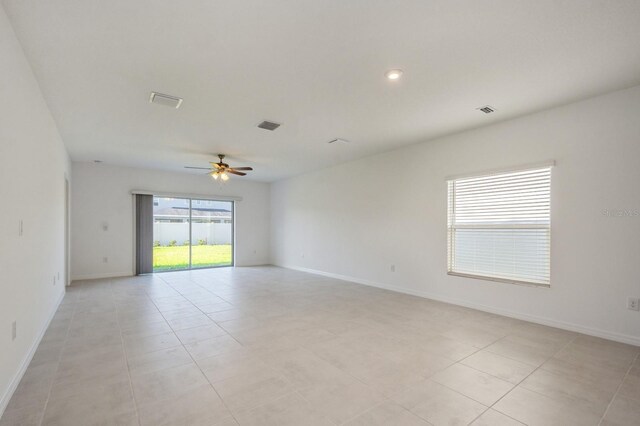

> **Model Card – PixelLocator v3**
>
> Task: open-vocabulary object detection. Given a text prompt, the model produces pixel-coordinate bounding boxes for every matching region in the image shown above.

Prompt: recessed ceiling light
[385,69,403,80]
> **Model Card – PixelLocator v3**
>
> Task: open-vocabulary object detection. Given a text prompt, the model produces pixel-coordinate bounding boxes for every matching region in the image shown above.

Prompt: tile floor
[1,266,638,425]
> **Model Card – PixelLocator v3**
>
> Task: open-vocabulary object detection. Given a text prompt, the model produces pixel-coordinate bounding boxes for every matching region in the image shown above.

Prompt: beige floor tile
[540,356,626,393]
[485,337,555,366]
[343,401,431,425]
[52,353,128,390]
[619,373,640,401]
[506,331,571,354]
[571,335,639,363]
[306,338,392,377]
[233,392,333,426]
[442,325,504,348]
[174,323,228,344]
[120,319,173,338]
[215,316,263,334]
[197,351,270,384]
[166,313,214,331]
[154,299,196,313]
[462,350,535,384]
[3,363,57,411]
[49,373,131,402]
[228,328,298,352]
[137,384,232,426]
[41,379,136,426]
[6,267,638,426]
[28,341,64,368]
[124,331,181,357]
[262,348,349,391]
[208,309,252,322]
[414,335,478,361]
[0,405,44,426]
[184,334,244,360]
[601,395,640,426]
[127,345,193,377]
[391,378,487,425]
[297,378,386,425]
[385,347,455,378]
[520,368,617,416]
[279,326,337,346]
[554,343,634,374]
[351,358,433,396]
[131,362,209,405]
[431,363,515,406]
[471,409,524,425]
[213,368,294,412]
[494,386,601,426]
[196,301,234,314]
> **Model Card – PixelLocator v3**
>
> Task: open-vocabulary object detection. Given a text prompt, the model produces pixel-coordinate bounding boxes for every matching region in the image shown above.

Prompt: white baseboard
[0,289,65,418]
[280,264,640,347]
[71,271,133,281]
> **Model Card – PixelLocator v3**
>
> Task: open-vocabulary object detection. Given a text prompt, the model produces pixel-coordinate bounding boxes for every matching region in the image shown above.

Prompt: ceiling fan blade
[209,163,222,169]
[185,166,212,170]
[226,170,246,176]
[230,167,253,171]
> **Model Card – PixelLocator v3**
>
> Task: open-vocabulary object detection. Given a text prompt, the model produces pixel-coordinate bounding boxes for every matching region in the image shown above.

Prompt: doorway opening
[152,196,234,271]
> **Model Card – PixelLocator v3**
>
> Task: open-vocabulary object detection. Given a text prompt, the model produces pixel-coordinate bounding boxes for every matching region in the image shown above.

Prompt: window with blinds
[447,166,551,286]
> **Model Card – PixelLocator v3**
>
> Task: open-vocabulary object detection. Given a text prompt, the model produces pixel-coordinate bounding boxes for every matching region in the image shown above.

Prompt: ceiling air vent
[477,105,496,114]
[149,92,183,109]
[328,138,350,144]
[257,120,281,131]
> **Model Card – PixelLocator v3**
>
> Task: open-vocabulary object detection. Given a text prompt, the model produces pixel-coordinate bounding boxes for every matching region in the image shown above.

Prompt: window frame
[446,163,553,288]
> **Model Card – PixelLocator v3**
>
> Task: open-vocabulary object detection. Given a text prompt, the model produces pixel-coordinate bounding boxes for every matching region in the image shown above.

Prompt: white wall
[271,85,640,345]
[71,163,270,279]
[0,5,71,415]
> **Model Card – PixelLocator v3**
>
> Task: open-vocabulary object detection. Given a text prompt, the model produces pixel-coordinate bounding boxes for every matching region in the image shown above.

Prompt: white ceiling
[4,0,640,181]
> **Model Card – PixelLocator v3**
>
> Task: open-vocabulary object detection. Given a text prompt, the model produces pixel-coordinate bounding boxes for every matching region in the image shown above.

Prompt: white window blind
[447,166,551,286]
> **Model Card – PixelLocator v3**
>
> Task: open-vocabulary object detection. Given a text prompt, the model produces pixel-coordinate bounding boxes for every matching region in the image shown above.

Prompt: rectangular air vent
[257,120,281,131]
[477,105,495,114]
[150,92,183,109]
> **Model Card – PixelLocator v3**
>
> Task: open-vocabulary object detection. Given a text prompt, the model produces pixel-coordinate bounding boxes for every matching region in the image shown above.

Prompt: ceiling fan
[185,154,253,181]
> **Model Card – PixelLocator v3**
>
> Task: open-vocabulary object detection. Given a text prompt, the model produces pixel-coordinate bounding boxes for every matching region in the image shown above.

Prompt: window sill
[447,271,550,288]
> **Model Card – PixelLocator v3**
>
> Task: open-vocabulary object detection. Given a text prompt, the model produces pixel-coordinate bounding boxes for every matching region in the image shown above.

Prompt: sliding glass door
[190,199,233,268]
[152,197,233,272]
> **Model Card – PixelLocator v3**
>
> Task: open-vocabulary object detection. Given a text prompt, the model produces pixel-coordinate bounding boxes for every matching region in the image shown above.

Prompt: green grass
[153,245,232,271]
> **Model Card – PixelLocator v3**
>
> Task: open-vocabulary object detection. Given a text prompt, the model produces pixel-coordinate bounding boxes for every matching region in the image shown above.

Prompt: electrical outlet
[103,257,108,263]
[12,321,16,341]
[390,265,396,272]
[628,298,640,311]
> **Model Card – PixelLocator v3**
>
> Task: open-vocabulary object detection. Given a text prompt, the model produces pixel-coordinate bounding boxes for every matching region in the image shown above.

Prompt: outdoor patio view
[153,197,233,271]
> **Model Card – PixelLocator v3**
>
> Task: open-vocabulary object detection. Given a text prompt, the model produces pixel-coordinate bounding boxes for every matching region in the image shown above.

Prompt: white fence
[153,222,232,245]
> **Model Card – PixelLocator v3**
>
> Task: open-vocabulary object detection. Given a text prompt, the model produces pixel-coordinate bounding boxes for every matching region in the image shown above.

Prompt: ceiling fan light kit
[185,154,253,182]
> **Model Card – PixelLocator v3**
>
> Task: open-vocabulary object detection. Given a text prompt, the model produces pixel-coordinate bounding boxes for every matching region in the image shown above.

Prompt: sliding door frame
[149,195,235,272]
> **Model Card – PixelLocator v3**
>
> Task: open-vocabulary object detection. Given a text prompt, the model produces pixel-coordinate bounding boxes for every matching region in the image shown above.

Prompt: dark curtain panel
[135,194,154,275]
